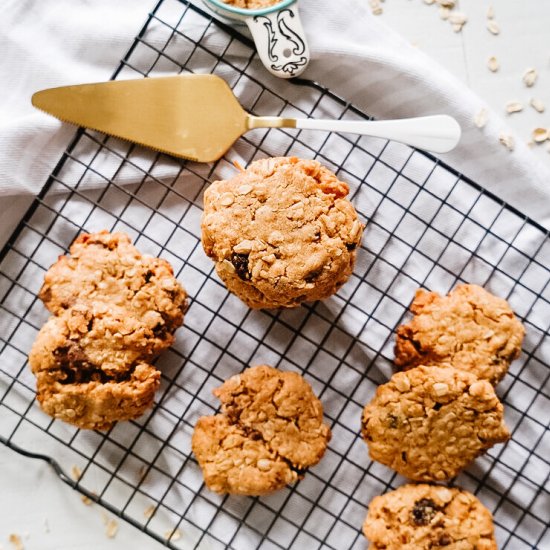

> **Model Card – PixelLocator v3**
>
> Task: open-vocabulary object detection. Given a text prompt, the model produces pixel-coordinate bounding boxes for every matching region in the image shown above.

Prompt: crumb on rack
[144,505,155,519]
[165,528,182,541]
[105,519,118,539]
[233,160,245,172]
[8,534,24,550]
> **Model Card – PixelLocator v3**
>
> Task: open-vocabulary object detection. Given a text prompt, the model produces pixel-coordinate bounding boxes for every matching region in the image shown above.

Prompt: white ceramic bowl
[203,0,309,79]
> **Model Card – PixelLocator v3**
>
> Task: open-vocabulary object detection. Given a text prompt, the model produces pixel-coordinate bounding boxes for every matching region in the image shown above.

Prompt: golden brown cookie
[361,365,510,481]
[192,365,331,495]
[39,231,185,335]
[201,157,364,309]
[394,284,525,385]
[363,484,497,550]
[29,231,187,430]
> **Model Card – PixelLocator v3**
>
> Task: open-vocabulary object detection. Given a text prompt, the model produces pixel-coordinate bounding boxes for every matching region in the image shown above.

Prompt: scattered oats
[523,68,538,87]
[369,0,383,15]
[487,56,499,72]
[439,6,451,20]
[71,465,82,481]
[165,529,182,542]
[487,20,500,35]
[81,495,93,506]
[144,505,155,519]
[452,23,464,33]
[532,127,549,143]
[8,534,23,550]
[105,519,119,539]
[101,511,110,525]
[499,132,515,151]
[449,12,467,25]
[487,5,494,19]
[506,101,523,114]
[423,0,435,4]
[437,0,455,7]
[530,98,545,113]
[474,108,489,128]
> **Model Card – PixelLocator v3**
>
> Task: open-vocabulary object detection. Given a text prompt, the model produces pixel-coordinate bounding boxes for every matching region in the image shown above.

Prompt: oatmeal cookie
[192,365,331,495]
[29,231,187,430]
[201,157,364,309]
[394,284,525,384]
[39,231,186,335]
[363,483,497,550]
[361,365,509,481]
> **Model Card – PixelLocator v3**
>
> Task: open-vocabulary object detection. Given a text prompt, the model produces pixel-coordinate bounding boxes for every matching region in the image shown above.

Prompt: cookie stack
[361,284,525,548]
[28,231,188,430]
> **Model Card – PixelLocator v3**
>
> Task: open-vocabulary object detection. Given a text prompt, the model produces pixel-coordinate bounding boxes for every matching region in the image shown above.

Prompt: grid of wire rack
[1,0,549,548]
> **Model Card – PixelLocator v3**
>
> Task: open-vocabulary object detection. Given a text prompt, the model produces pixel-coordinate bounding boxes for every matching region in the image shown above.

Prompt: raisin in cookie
[192,365,331,495]
[363,484,497,550]
[394,284,525,385]
[201,157,364,309]
[29,231,187,430]
[361,365,509,481]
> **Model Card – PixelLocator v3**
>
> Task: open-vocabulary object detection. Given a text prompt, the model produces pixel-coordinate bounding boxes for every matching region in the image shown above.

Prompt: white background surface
[1,1,550,548]
[382,0,550,165]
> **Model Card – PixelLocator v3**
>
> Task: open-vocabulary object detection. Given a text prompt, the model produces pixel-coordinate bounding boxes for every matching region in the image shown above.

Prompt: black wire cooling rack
[1,0,549,548]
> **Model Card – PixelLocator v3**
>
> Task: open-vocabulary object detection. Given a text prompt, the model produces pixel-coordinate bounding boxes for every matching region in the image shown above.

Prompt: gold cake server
[32,74,461,162]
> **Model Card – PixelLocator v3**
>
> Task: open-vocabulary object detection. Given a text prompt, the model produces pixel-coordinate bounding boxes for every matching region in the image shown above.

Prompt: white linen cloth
[1,0,550,249]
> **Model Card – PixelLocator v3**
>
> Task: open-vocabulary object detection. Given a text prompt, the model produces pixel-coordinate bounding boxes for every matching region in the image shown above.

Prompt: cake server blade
[32,74,461,162]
